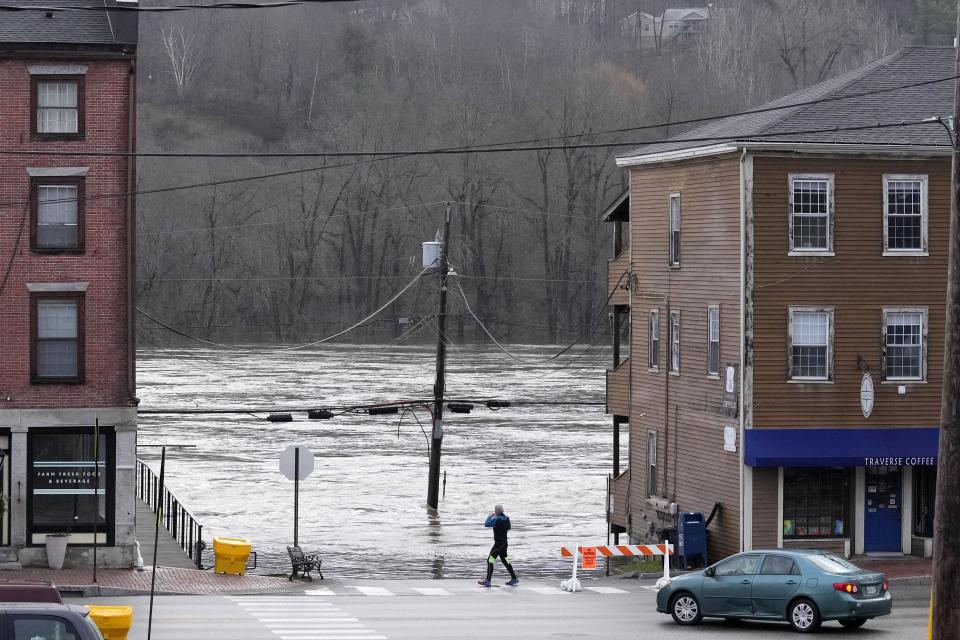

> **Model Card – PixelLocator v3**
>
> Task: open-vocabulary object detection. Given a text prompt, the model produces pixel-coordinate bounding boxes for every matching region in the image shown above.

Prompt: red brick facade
[0,59,134,409]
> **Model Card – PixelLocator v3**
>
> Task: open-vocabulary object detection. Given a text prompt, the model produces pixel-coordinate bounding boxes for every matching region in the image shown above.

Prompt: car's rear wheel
[788,598,822,633]
[670,592,703,626]
[839,617,867,629]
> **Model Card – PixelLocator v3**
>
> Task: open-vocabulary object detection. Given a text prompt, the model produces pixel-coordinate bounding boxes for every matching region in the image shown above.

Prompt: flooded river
[136,344,622,579]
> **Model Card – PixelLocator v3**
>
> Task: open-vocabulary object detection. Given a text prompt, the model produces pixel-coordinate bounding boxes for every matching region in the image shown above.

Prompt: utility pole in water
[427,203,452,510]
[932,10,960,638]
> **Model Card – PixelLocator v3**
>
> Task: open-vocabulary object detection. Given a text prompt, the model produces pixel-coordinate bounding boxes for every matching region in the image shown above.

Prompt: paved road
[69,579,930,640]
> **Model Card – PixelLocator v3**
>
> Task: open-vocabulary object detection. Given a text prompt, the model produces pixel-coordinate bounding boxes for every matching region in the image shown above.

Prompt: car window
[714,554,762,577]
[13,616,79,640]
[82,615,106,640]
[760,555,799,576]
[807,554,860,575]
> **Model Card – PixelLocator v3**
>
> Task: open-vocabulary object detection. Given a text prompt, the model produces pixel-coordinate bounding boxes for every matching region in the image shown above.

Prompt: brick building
[0,0,138,567]
[607,47,948,562]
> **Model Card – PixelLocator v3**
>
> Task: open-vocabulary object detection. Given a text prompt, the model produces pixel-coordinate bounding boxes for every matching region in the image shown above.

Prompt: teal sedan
[655,550,892,632]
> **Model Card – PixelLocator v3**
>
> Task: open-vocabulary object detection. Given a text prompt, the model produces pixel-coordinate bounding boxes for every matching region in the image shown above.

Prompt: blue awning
[744,428,940,467]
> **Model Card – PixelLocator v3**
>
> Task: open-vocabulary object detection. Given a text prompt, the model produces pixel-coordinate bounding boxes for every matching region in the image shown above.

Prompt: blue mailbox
[677,511,707,568]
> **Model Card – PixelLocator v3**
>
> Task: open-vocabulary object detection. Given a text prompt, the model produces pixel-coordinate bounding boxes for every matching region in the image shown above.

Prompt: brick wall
[0,59,133,408]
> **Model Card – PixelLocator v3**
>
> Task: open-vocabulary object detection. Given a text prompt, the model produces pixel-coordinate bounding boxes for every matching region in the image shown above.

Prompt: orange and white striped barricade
[560,541,674,592]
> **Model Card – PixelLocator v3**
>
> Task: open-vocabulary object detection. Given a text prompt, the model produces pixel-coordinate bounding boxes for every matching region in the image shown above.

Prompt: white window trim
[881,307,928,383]
[647,430,658,497]
[669,309,681,375]
[882,174,929,257]
[669,192,681,267]
[648,309,660,372]
[707,304,720,378]
[787,306,834,383]
[788,173,835,257]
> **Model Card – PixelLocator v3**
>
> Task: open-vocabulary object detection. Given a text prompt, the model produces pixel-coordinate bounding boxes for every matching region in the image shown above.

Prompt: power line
[0,118,944,162]
[136,398,605,415]
[137,201,445,236]
[0,0,364,12]
[0,118,944,214]
[137,264,431,351]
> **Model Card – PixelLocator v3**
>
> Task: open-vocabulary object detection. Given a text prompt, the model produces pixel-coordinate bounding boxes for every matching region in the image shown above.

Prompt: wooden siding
[783,538,849,557]
[606,358,630,416]
[608,251,631,306]
[627,155,743,560]
[751,156,949,429]
[609,468,631,530]
[751,467,779,549]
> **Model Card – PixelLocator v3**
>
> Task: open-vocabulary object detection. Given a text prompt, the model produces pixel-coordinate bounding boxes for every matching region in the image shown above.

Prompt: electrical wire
[137,201,445,236]
[0,118,944,162]
[0,117,945,216]
[136,398,605,414]
[0,202,29,297]
[138,265,430,351]
[0,0,364,12]
[453,280,524,363]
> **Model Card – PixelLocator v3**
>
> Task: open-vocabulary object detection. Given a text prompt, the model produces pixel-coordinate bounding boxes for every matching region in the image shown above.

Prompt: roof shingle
[0,0,116,45]
[619,46,955,159]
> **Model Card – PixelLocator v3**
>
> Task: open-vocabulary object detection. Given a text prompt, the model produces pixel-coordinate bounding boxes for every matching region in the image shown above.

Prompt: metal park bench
[287,545,323,581]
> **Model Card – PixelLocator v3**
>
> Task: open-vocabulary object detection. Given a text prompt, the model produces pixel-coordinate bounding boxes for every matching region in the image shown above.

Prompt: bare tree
[159,25,205,98]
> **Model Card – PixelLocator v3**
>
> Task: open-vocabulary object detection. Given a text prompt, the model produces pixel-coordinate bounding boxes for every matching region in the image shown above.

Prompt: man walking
[479,504,519,587]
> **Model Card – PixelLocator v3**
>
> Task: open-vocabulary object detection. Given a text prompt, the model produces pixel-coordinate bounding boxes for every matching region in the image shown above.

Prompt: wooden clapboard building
[606,46,950,561]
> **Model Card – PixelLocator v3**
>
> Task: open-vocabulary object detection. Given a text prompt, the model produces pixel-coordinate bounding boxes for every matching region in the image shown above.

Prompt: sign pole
[294,447,299,548]
[92,419,99,584]
[147,445,165,640]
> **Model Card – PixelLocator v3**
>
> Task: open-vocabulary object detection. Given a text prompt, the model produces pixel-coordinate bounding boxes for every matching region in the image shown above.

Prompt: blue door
[864,466,901,552]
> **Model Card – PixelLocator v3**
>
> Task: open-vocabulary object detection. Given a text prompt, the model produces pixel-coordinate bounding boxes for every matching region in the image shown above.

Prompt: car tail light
[833,583,859,594]
[882,579,889,592]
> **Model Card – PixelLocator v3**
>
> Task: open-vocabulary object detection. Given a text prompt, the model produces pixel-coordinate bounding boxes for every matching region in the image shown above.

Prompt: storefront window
[783,467,849,538]
[913,465,937,537]
[29,429,112,538]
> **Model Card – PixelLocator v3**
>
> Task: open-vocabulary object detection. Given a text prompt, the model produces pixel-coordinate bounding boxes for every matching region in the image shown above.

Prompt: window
[13,616,81,640]
[788,307,832,381]
[883,309,926,381]
[32,178,83,251]
[760,555,800,576]
[806,554,859,574]
[913,465,937,537]
[31,293,84,383]
[782,467,849,538]
[669,310,680,373]
[707,306,720,376]
[669,193,681,266]
[648,309,660,370]
[28,428,113,543]
[32,76,84,137]
[884,174,927,254]
[647,431,657,496]
[714,554,762,577]
[789,174,833,254]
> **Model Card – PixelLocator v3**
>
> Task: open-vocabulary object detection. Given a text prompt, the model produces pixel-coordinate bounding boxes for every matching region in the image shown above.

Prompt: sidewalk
[851,555,933,583]
[9,566,296,597]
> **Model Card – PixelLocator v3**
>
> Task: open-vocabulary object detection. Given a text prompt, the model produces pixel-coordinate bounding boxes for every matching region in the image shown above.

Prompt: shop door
[864,466,902,553]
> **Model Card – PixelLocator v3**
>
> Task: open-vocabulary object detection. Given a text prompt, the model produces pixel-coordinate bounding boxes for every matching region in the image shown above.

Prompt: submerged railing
[136,458,205,569]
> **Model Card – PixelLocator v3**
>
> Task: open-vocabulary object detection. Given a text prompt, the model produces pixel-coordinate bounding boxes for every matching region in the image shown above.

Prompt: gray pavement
[69,579,931,640]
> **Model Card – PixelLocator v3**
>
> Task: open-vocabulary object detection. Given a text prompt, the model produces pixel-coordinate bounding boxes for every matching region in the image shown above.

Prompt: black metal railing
[136,459,205,569]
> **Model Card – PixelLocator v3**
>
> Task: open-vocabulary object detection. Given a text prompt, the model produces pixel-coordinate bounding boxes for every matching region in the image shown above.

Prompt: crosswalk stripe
[257,619,356,623]
[278,636,386,640]
[258,618,359,624]
[584,586,629,594]
[269,628,371,633]
[411,587,453,596]
[305,589,337,596]
[527,587,569,594]
[348,586,395,596]
[230,600,334,605]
